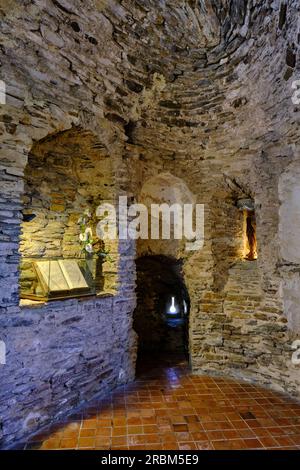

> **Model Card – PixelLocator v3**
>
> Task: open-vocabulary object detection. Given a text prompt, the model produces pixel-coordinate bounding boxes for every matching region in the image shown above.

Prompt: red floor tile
[23,354,300,451]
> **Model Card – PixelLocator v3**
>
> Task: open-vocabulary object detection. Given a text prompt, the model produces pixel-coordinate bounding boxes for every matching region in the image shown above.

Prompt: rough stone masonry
[0,0,300,448]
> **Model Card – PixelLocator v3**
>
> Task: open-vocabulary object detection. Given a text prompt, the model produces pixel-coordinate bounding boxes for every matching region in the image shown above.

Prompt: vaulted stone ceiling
[1,1,299,263]
[111,0,250,64]
[1,1,297,156]
[0,0,298,203]
[98,0,298,159]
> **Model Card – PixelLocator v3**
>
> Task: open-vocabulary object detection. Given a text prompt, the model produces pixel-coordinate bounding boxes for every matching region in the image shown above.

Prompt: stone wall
[278,159,300,334]
[0,293,137,447]
[191,261,296,392]
[1,0,300,448]
[123,0,300,396]
[0,0,140,447]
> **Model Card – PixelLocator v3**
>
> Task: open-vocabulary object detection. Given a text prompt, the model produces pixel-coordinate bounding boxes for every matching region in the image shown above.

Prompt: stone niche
[20,127,118,300]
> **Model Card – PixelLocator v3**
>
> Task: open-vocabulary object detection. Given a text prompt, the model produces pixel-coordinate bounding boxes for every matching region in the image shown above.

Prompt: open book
[34,259,90,297]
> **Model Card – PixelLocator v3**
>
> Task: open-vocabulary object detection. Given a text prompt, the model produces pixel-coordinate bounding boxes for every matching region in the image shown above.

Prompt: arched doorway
[134,255,189,353]
[134,172,194,370]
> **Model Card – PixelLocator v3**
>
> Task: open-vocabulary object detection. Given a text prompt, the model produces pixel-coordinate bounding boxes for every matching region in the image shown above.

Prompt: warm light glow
[243,209,257,260]
[242,209,248,258]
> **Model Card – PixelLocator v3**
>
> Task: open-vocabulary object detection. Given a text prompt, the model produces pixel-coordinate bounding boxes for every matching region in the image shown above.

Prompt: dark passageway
[133,256,190,363]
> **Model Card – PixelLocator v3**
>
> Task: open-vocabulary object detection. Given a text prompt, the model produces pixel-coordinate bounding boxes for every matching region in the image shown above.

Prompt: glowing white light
[183,300,187,314]
[169,297,177,314]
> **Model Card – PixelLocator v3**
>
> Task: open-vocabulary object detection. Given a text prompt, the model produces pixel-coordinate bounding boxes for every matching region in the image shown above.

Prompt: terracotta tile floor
[23,355,300,450]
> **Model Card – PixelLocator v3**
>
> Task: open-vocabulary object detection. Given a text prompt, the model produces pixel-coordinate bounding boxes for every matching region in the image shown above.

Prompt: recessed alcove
[237,198,257,261]
[243,209,257,261]
[133,255,190,359]
[19,127,118,303]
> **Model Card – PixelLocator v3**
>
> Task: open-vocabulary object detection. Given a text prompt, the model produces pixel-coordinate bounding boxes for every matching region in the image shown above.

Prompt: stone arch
[137,172,196,258]
[19,126,118,299]
[140,172,196,207]
[133,172,195,362]
[1,94,123,308]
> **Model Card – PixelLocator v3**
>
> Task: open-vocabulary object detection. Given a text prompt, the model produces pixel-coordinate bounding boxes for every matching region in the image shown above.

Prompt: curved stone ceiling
[0,0,298,157]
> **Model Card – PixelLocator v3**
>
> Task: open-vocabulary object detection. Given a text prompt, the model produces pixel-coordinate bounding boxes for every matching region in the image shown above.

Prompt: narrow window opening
[244,209,257,261]
[237,198,257,261]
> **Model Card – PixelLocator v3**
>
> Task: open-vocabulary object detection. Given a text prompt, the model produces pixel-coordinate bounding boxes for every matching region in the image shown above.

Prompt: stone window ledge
[19,290,117,309]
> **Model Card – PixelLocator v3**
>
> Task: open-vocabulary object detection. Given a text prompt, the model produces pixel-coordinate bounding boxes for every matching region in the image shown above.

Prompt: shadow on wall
[133,255,190,357]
